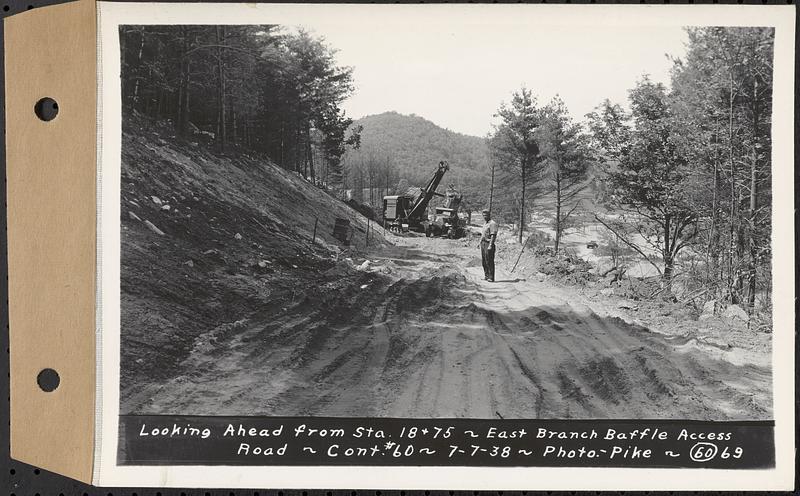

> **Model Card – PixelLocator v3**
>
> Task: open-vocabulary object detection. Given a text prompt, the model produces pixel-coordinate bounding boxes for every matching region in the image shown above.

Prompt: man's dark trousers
[481,241,495,281]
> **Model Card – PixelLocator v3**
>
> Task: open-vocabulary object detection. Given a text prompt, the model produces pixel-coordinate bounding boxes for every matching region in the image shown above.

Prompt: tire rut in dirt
[127,248,772,420]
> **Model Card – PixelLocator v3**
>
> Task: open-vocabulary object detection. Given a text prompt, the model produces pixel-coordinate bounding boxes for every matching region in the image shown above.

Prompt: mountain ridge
[355,111,487,140]
[346,111,490,186]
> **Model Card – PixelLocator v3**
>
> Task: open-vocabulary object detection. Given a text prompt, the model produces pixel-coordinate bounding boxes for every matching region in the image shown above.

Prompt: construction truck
[425,184,467,239]
[382,161,449,233]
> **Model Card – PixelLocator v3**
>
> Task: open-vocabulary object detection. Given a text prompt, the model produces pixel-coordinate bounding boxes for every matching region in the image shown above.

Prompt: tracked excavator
[382,161,449,233]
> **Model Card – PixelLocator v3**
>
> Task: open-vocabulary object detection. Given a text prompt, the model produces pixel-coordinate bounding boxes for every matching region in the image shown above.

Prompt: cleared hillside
[120,116,387,403]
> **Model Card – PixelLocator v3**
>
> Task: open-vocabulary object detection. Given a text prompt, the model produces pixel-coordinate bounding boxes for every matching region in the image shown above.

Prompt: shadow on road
[123,238,773,422]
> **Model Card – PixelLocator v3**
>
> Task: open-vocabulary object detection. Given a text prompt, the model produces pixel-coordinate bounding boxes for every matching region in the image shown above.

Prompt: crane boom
[408,161,449,221]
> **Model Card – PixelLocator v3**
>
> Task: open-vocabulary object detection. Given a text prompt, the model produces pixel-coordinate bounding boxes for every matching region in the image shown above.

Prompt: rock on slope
[119,118,386,400]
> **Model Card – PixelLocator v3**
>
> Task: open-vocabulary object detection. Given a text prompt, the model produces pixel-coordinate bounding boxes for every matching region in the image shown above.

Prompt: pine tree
[489,88,545,243]
[539,96,593,253]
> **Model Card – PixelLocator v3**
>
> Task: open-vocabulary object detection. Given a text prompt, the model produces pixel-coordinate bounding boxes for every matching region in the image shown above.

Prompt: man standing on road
[481,209,498,282]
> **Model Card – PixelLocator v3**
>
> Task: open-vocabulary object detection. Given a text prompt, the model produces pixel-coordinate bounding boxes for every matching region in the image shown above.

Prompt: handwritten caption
[120,416,773,468]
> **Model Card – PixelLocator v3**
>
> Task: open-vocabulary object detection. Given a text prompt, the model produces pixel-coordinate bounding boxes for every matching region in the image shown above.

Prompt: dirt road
[123,235,772,420]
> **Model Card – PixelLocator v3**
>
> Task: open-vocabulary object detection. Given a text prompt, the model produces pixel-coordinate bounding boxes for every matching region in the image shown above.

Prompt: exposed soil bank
[123,235,771,420]
[120,118,387,399]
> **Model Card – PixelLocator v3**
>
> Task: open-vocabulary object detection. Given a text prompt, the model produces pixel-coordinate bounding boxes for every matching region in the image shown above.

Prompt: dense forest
[120,25,361,186]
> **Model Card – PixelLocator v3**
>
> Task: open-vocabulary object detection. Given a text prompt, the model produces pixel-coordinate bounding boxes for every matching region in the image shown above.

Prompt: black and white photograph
[94,2,795,489]
[117,19,776,419]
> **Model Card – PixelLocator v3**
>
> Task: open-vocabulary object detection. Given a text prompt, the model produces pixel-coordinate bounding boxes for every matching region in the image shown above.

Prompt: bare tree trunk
[489,161,495,213]
[663,214,673,284]
[735,190,746,301]
[518,158,526,244]
[554,168,562,253]
[156,88,167,118]
[727,73,736,302]
[215,26,227,152]
[369,166,374,206]
[747,164,758,308]
[176,27,191,137]
[231,106,237,144]
[132,28,145,108]
[296,127,302,175]
[747,78,759,311]
[707,118,720,295]
[307,126,315,183]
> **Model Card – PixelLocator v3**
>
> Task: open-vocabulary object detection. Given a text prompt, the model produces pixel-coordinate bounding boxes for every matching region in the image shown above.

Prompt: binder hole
[34,97,59,122]
[2,6,9,11]
[36,368,59,392]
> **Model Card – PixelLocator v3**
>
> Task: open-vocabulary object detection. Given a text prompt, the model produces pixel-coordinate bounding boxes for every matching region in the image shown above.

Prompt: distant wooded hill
[352,111,488,175]
[343,111,491,210]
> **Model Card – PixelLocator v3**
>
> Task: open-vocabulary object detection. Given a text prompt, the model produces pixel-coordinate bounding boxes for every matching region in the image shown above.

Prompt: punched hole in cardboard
[37,368,60,392]
[34,97,59,122]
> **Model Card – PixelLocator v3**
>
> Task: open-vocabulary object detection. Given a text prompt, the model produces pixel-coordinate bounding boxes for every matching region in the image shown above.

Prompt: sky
[288,9,690,137]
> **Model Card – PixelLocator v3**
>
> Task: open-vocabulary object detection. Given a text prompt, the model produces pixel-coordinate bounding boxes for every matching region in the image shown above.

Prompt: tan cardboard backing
[5,0,97,483]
